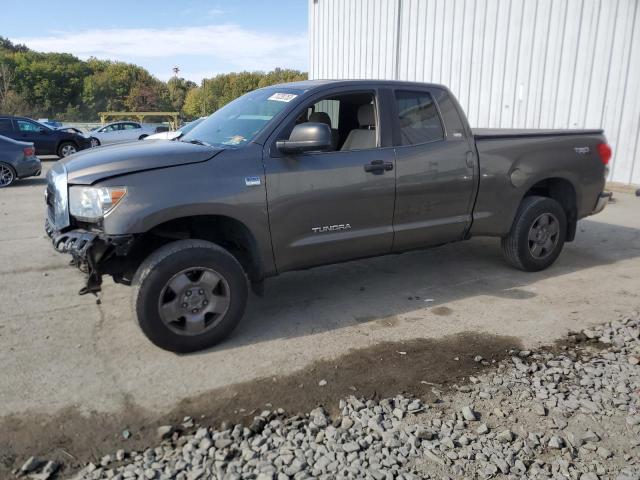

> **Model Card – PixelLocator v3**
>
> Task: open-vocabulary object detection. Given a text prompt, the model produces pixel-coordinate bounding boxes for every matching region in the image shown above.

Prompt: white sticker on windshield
[268,93,298,102]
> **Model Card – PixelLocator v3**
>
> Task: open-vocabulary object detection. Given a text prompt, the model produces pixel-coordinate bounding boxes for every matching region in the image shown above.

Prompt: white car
[90,121,157,147]
[144,117,207,141]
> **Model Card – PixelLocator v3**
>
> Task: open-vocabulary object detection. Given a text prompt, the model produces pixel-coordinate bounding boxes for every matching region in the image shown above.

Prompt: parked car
[0,116,91,158]
[45,80,611,352]
[144,117,207,141]
[0,134,41,187]
[89,121,157,147]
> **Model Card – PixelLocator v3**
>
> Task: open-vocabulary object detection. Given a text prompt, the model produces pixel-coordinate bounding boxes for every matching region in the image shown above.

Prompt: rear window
[0,118,12,133]
[394,90,444,146]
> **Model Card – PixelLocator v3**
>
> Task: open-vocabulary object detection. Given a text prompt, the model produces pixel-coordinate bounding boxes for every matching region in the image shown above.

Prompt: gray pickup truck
[45,80,611,352]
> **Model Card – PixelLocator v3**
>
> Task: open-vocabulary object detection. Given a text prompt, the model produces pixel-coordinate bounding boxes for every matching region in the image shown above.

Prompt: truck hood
[61,140,222,185]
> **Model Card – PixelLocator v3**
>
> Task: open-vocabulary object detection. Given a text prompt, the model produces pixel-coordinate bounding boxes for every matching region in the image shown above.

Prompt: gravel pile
[21,314,639,480]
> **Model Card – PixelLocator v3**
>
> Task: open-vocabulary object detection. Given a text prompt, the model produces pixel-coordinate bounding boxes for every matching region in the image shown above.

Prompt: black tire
[57,141,78,158]
[132,239,248,353]
[138,134,148,140]
[0,162,16,187]
[501,196,567,272]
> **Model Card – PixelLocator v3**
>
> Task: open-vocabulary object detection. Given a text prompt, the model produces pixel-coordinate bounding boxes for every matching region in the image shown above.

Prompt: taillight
[597,143,612,165]
[23,147,35,157]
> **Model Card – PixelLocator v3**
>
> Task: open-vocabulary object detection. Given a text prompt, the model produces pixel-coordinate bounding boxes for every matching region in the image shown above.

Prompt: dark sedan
[0,116,91,158]
[0,134,41,187]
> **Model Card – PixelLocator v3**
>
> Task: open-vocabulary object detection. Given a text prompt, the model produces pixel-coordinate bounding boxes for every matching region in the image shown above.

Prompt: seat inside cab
[297,92,377,151]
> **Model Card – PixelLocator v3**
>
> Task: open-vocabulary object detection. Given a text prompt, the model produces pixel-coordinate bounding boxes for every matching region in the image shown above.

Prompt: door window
[394,91,444,146]
[17,120,43,132]
[281,92,378,152]
[122,123,141,130]
[0,119,12,133]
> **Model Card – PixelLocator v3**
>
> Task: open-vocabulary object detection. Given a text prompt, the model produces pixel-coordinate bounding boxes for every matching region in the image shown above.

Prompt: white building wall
[309,0,640,185]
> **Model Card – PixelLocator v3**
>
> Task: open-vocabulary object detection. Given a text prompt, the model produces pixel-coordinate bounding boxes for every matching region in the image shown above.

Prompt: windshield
[181,88,301,148]
[179,117,206,136]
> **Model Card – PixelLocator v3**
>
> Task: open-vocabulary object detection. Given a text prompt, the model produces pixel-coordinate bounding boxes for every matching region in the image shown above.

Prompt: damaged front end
[45,219,135,295]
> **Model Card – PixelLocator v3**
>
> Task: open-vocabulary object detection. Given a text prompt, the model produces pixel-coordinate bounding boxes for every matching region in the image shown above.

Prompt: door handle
[364,160,393,174]
[465,151,475,168]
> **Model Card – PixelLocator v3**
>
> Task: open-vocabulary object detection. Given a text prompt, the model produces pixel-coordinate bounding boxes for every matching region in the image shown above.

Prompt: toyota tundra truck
[45,80,612,352]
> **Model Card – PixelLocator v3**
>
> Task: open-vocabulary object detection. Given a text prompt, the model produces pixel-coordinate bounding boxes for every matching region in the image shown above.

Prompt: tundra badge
[312,224,352,233]
[245,176,261,186]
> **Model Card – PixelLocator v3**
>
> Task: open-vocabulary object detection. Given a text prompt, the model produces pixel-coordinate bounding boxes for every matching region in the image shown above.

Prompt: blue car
[0,134,41,187]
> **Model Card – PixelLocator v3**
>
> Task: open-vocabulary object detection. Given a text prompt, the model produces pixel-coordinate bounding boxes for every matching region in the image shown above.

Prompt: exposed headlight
[69,186,127,222]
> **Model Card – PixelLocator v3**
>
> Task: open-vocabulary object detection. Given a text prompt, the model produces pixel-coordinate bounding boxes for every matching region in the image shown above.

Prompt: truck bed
[473,128,604,140]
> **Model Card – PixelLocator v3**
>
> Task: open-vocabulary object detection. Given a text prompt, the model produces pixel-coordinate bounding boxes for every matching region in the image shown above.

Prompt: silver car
[90,121,157,147]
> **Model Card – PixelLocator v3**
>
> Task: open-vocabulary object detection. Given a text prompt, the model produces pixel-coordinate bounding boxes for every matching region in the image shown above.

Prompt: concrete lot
[1,162,639,463]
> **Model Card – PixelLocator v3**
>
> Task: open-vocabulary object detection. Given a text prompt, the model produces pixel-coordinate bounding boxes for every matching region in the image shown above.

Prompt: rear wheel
[0,163,16,187]
[132,239,248,353]
[501,196,567,271]
[138,134,148,140]
[58,142,77,158]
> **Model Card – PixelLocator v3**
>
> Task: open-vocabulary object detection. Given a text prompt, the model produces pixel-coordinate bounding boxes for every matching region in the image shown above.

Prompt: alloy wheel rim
[158,267,231,336]
[0,165,14,187]
[91,139,99,147]
[61,145,77,157]
[527,212,560,259]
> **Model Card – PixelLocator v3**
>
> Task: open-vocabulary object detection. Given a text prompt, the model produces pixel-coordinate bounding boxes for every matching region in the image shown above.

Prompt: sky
[1,0,308,83]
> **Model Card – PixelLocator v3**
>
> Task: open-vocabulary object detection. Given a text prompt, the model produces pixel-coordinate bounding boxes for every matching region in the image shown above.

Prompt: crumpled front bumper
[45,218,134,294]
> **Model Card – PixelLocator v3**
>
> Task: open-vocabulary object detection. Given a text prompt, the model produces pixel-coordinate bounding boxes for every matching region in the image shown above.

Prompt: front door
[264,89,396,272]
[15,119,56,154]
[97,124,121,144]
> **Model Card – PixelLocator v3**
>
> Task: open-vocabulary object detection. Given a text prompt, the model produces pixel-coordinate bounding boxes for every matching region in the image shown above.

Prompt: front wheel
[90,137,100,148]
[132,240,248,353]
[58,142,77,158]
[501,196,567,272]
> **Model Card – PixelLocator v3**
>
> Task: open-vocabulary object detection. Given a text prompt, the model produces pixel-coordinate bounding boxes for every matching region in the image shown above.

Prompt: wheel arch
[520,177,578,241]
[132,214,265,286]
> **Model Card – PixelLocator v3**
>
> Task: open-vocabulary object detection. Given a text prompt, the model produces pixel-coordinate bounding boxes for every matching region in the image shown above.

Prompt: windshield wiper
[184,138,213,147]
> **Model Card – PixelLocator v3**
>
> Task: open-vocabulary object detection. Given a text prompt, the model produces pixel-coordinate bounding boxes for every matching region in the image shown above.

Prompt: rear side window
[394,90,444,146]
[0,118,12,133]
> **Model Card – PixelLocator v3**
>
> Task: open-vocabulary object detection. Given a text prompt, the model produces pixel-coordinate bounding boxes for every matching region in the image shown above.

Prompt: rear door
[0,118,15,139]
[121,122,142,141]
[264,87,397,272]
[391,88,477,251]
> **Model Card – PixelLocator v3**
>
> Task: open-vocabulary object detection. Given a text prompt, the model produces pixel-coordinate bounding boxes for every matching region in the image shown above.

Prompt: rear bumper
[45,218,135,294]
[591,192,612,215]
[15,157,42,179]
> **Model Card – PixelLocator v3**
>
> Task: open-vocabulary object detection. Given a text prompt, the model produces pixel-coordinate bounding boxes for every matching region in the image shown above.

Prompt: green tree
[167,77,196,112]
[0,36,307,121]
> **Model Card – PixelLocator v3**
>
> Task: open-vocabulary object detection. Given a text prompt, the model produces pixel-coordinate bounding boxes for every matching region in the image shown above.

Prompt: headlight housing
[69,186,127,222]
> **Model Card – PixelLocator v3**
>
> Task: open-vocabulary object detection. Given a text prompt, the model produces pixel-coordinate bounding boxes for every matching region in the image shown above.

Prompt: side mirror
[39,128,49,134]
[276,122,332,154]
